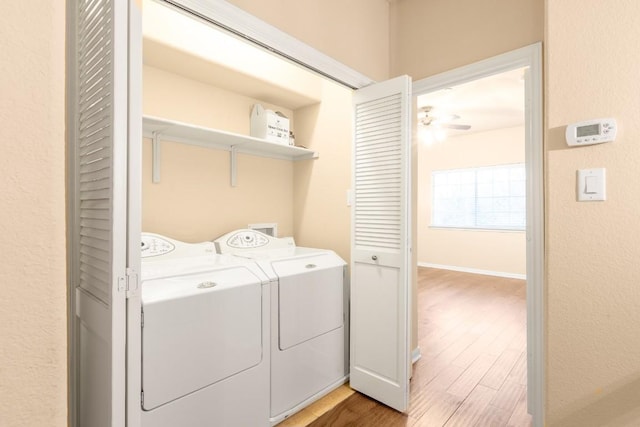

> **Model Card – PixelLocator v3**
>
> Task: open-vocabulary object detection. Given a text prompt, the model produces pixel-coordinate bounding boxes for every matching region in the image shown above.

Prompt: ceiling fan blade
[442,123,471,130]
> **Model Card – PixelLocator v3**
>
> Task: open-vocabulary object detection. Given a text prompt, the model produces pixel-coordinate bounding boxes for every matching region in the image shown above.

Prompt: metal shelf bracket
[152,131,161,184]
[230,146,238,187]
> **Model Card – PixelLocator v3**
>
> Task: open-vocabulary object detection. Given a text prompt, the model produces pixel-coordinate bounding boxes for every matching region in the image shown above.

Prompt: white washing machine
[214,229,348,424]
[140,233,270,427]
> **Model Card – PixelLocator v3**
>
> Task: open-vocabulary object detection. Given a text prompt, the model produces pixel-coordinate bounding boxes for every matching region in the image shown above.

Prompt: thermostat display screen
[565,118,616,147]
[577,124,600,137]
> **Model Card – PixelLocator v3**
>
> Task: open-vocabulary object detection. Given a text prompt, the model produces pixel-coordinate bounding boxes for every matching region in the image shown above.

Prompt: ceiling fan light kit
[418,106,472,131]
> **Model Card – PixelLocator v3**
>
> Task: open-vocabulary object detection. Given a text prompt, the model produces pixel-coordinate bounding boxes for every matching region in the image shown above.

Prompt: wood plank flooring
[283,267,531,427]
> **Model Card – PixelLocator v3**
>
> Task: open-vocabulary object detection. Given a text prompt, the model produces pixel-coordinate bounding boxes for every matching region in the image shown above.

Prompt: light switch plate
[346,189,353,206]
[577,168,606,201]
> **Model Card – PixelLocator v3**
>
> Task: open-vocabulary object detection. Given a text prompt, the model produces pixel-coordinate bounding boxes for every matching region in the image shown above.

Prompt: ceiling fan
[418,106,471,131]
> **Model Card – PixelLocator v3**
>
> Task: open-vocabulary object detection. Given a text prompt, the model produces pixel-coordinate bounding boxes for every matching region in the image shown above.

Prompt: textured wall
[546,1,640,425]
[418,127,526,276]
[226,0,390,82]
[390,0,543,80]
[0,2,67,426]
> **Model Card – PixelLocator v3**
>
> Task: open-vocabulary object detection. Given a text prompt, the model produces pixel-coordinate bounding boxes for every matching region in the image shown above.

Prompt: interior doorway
[413,66,529,425]
[412,44,544,427]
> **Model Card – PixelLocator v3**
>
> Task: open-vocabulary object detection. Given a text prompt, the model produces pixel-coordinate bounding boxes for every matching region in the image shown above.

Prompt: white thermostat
[566,118,617,146]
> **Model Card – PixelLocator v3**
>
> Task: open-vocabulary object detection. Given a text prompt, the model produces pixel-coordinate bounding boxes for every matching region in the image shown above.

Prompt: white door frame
[412,43,544,427]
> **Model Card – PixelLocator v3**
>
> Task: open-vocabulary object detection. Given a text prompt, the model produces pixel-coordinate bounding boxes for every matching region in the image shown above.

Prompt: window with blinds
[431,163,526,231]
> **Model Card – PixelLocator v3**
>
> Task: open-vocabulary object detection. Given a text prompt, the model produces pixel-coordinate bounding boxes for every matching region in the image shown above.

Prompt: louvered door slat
[79,55,111,84]
[79,41,112,78]
[80,216,112,231]
[355,133,400,144]
[80,76,111,110]
[80,101,110,129]
[80,253,110,275]
[357,190,401,196]
[80,178,111,193]
[80,244,110,262]
[357,117,401,131]
[80,145,111,164]
[79,144,109,160]
[79,235,110,253]
[79,13,110,52]
[79,157,111,175]
[356,166,401,174]
[356,95,401,113]
[78,112,111,136]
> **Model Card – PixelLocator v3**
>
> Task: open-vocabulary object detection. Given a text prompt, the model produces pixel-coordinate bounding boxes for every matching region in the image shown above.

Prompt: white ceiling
[142,0,324,110]
[416,67,526,137]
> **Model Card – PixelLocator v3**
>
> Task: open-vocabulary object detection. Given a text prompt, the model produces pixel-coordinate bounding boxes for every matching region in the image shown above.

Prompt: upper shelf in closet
[143,0,323,110]
[143,115,318,161]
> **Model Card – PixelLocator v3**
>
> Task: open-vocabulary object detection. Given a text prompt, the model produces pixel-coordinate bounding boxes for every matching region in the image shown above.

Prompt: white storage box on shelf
[250,104,290,145]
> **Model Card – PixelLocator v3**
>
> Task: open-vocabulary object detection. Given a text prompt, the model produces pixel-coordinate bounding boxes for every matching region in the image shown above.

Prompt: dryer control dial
[214,229,295,254]
[141,235,175,257]
[227,231,269,249]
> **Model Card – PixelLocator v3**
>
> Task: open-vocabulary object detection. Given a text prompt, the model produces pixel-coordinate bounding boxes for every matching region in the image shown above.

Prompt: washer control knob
[197,281,217,289]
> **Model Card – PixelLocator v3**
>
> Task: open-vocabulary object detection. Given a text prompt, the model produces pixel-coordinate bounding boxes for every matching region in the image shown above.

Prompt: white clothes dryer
[214,229,348,424]
[140,233,270,427]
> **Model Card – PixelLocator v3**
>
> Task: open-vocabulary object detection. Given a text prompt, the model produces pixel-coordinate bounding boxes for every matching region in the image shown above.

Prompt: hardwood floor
[293,267,532,427]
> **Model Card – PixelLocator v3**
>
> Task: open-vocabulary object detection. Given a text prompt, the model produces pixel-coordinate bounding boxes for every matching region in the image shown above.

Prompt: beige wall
[418,127,526,276]
[142,65,297,242]
[226,0,390,82]
[0,2,67,427]
[390,0,544,79]
[293,81,353,263]
[546,2,640,426]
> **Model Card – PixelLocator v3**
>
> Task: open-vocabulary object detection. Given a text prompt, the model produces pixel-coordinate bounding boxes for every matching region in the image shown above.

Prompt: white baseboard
[418,262,526,280]
[411,347,421,364]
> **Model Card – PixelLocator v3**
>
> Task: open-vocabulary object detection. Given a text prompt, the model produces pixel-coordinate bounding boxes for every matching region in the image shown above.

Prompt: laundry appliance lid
[141,253,255,282]
[142,264,265,304]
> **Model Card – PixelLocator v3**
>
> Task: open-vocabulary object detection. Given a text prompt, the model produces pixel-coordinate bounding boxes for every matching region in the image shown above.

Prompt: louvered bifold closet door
[350,76,412,412]
[69,0,130,426]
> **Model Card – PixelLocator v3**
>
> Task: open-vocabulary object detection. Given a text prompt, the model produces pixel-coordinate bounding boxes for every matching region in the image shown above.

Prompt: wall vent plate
[248,222,278,237]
